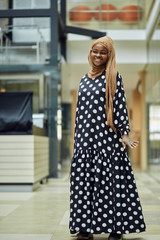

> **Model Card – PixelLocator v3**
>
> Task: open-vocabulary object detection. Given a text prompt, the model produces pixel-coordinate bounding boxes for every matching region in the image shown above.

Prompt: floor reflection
[0,166,160,240]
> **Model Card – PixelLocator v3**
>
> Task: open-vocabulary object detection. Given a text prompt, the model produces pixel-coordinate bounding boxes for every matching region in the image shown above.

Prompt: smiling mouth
[94,59,102,63]
[94,58,102,61]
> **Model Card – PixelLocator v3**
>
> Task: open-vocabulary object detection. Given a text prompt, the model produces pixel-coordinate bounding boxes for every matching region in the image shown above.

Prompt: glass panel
[13,18,33,26]
[146,14,160,165]
[34,18,50,28]
[33,0,50,8]
[148,105,160,164]
[13,17,50,29]
[145,0,156,19]
[13,0,32,9]
[0,24,48,64]
[0,0,8,26]
[67,0,146,30]
[13,0,50,9]
[0,79,39,113]
[0,0,8,9]
[0,75,49,135]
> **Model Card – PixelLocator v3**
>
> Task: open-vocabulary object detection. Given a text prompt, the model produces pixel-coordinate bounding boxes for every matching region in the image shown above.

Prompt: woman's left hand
[121,135,139,149]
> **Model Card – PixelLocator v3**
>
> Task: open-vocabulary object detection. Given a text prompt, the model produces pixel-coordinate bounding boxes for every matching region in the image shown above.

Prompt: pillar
[139,70,148,170]
[131,87,141,168]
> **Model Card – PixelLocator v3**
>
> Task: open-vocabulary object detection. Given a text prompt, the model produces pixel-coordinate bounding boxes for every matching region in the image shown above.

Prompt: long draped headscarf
[88,36,117,133]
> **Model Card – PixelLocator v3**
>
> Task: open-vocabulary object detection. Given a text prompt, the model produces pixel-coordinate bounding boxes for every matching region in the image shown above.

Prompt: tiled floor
[0,164,160,240]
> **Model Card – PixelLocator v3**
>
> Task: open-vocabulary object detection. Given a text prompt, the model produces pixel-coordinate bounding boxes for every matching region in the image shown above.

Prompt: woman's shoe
[76,232,93,240]
[108,233,123,240]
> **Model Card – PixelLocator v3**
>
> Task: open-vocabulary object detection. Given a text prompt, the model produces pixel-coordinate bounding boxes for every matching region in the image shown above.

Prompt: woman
[69,36,146,240]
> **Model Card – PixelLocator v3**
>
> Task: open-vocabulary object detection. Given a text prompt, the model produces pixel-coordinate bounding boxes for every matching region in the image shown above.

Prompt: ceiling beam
[0,9,51,18]
[65,26,106,39]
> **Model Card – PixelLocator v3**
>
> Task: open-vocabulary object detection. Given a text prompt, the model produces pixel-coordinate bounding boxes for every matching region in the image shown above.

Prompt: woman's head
[89,36,116,69]
[90,43,108,67]
[88,36,117,133]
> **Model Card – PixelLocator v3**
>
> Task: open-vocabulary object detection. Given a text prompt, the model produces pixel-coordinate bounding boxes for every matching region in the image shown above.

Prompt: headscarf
[88,36,117,133]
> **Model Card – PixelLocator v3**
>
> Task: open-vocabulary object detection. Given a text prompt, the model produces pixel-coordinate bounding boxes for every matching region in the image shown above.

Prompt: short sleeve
[113,72,130,136]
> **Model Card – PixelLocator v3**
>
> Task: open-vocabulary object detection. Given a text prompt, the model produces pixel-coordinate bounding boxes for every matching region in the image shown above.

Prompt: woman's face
[90,43,108,66]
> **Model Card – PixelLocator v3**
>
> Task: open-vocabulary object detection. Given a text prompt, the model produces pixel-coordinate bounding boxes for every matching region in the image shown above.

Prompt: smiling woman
[69,36,146,240]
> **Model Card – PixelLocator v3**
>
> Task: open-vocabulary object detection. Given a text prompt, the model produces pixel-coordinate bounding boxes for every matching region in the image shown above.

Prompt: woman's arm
[113,73,139,149]
[113,72,130,135]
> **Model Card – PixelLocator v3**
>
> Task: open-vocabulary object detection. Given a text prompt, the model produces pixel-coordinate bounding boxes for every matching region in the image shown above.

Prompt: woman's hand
[121,135,139,149]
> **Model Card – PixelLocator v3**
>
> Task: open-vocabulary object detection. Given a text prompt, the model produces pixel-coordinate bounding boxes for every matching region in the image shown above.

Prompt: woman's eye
[92,50,98,54]
[92,50,107,55]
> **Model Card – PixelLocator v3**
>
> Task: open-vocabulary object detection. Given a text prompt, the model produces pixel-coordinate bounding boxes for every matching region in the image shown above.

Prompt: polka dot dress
[69,71,146,235]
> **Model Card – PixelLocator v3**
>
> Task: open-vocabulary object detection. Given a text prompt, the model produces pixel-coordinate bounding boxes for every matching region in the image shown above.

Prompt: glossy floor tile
[60,210,70,225]
[0,234,53,240]
[0,163,160,240]
[0,204,19,216]
[0,192,35,201]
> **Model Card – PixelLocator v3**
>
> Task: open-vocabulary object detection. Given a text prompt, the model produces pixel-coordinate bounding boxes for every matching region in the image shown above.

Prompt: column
[139,70,148,170]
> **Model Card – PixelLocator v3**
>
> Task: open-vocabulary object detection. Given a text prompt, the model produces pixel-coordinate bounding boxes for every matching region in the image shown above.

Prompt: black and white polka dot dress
[69,71,146,235]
